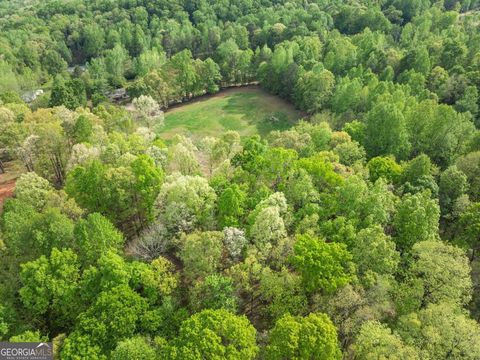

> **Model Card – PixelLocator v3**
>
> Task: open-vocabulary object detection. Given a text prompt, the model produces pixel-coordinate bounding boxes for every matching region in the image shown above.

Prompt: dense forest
[1,0,480,358]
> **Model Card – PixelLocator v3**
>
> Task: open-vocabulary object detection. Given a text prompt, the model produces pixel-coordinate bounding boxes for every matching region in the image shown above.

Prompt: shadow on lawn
[221,93,294,137]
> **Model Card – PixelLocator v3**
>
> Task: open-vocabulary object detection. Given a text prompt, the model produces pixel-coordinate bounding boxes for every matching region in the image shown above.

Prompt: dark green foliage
[72,115,94,144]
[50,76,87,110]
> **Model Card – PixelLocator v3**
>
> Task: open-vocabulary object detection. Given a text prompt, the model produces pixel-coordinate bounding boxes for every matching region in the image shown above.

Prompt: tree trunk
[470,247,476,263]
[0,159,4,174]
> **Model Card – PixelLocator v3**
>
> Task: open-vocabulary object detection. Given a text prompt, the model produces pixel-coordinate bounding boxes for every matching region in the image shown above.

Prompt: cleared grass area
[160,86,302,140]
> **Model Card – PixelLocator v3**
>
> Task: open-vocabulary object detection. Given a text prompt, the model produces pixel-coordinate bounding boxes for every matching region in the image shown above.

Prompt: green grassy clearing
[159,87,302,140]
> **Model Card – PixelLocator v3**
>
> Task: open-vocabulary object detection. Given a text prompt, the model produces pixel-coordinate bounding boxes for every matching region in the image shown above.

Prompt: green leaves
[169,309,258,360]
[410,240,472,306]
[353,321,420,360]
[265,313,342,360]
[393,191,440,253]
[291,234,354,294]
[19,248,80,327]
[73,213,124,265]
[364,102,411,160]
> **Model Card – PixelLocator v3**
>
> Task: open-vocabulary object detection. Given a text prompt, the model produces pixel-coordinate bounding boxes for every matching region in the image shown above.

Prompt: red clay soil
[0,179,16,210]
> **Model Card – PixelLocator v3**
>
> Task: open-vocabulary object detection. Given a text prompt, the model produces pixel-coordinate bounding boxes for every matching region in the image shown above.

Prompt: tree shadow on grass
[221,92,295,137]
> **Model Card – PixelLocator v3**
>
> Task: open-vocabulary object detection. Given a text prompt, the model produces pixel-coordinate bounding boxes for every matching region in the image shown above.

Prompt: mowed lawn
[160,87,302,140]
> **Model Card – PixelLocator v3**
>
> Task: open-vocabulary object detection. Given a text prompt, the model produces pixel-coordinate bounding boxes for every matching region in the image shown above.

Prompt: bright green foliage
[456,85,479,117]
[14,172,53,211]
[291,234,353,294]
[18,207,75,256]
[128,257,178,306]
[19,248,80,327]
[190,274,237,312]
[259,267,307,322]
[3,0,480,357]
[367,156,402,184]
[393,191,440,252]
[197,58,222,94]
[352,226,399,283]
[130,154,164,225]
[364,102,411,160]
[295,68,335,113]
[170,50,198,99]
[297,153,343,191]
[352,321,420,360]
[406,101,475,167]
[72,115,94,144]
[331,176,396,230]
[265,313,342,360]
[401,154,434,186]
[330,77,362,115]
[250,206,287,253]
[156,175,217,233]
[281,168,319,209]
[61,332,107,360]
[398,303,480,360]
[10,330,48,342]
[259,147,298,188]
[1,201,36,255]
[458,203,480,257]
[168,309,258,360]
[324,36,357,75]
[180,231,223,282]
[111,336,156,360]
[296,121,333,152]
[343,120,365,145]
[333,139,366,166]
[66,155,162,232]
[410,240,472,306]
[456,151,480,202]
[65,160,107,213]
[80,251,132,300]
[105,44,128,87]
[73,213,124,265]
[232,135,266,172]
[217,184,246,227]
[143,256,178,300]
[76,285,148,351]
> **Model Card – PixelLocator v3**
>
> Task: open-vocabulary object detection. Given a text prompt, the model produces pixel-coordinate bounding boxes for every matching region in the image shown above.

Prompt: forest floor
[159,86,303,140]
[0,161,24,211]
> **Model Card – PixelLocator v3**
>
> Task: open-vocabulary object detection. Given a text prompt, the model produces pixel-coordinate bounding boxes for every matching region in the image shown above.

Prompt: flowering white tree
[156,174,217,234]
[15,172,53,210]
[167,136,200,175]
[67,143,100,170]
[250,206,287,253]
[132,95,164,130]
[223,227,248,260]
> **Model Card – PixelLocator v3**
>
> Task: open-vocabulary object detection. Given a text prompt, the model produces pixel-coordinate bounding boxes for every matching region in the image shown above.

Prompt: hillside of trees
[1,0,480,359]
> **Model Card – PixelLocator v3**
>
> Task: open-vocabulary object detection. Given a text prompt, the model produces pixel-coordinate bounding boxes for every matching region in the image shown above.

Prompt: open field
[160,86,303,140]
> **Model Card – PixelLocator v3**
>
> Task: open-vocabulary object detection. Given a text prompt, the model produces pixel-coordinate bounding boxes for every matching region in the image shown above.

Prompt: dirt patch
[0,161,25,211]
[0,179,16,210]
